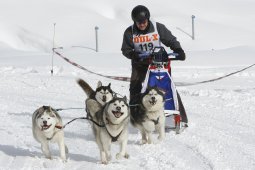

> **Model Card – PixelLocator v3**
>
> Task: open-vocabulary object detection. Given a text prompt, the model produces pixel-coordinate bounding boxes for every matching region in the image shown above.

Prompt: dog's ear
[97,81,102,88]
[123,96,127,103]
[48,107,56,117]
[113,93,117,98]
[108,83,111,88]
[42,105,49,110]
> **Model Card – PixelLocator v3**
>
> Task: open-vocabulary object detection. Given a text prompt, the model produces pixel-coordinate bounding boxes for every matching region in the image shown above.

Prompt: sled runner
[139,46,186,134]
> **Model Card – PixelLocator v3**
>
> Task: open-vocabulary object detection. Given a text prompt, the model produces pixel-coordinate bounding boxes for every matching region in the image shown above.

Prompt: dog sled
[139,46,186,134]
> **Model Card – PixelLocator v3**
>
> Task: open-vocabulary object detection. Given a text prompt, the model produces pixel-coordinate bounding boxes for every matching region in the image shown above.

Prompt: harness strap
[129,104,140,107]
[151,117,160,125]
[46,125,62,140]
[46,116,105,141]
[55,125,62,129]
[105,128,123,142]
[62,116,105,128]
[104,115,129,142]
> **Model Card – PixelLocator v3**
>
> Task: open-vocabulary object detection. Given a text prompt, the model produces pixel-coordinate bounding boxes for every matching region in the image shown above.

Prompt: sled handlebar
[138,52,179,60]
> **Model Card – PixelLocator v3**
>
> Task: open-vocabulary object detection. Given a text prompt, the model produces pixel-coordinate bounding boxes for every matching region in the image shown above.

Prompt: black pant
[129,63,188,123]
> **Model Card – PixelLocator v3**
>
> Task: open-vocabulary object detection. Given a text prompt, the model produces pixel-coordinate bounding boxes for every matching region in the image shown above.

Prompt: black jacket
[121,21,183,60]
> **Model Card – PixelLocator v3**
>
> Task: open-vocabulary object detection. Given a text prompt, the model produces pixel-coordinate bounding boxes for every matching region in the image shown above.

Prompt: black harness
[105,128,123,142]
[151,117,160,125]
[104,116,129,142]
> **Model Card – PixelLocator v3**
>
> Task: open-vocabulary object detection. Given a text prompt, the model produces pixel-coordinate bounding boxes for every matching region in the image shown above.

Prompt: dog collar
[55,125,62,129]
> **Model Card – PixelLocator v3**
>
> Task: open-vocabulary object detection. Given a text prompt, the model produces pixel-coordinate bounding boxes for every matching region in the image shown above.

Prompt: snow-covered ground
[0,0,255,169]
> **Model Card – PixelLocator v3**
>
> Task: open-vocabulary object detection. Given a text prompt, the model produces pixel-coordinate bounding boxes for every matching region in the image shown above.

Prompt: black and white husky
[93,96,130,164]
[77,78,114,119]
[131,87,165,144]
[32,106,68,161]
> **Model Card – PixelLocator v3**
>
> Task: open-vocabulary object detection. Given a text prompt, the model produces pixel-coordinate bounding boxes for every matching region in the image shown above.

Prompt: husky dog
[77,79,114,119]
[93,96,130,164]
[131,87,165,144]
[32,106,68,161]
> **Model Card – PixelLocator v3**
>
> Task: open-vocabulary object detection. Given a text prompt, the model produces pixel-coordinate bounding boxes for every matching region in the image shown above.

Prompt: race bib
[133,22,161,53]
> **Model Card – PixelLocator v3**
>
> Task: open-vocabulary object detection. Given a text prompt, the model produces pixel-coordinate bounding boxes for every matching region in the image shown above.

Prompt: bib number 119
[139,43,153,51]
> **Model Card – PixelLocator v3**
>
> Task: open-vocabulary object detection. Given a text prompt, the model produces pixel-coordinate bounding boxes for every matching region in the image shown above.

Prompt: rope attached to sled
[175,63,255,86]
[53,49,131,82]
[54,107,85,111]
[53,49,255,86]
[46,116,105,140]
[62,116,105,129]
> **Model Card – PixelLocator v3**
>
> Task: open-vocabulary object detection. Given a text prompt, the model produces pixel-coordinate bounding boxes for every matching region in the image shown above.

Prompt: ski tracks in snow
[1,66,255,169]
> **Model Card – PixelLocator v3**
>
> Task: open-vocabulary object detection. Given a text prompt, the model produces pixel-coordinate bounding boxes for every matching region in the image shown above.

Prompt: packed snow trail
[0,64,254,169]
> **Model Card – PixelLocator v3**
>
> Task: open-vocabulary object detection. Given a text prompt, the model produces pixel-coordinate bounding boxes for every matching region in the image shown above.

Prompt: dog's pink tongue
[116,112,122,117]
[113,111,121,117]
[41,125,49,130]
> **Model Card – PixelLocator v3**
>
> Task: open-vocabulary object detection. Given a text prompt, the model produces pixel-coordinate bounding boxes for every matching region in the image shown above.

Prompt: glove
[173,48,186,61]
[129,51,140,62]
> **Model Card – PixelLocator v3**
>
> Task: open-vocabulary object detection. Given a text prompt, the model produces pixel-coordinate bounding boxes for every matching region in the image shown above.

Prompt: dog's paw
[158,136,165,141]
[116,153,122,159]
[116,152,129,159]
[61,156,67,162]
[45,156,52,160]
[101,160,108,165]
[116,153,125,160]
[147,139,153,144]
[62,159,67,163]
[141,139,147,144]
[124,153,129,159]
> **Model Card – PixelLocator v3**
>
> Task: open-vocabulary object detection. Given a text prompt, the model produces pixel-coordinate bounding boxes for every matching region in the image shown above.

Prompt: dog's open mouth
[149,100,157,105]
[112,111,124,118]
[41,124,52,131]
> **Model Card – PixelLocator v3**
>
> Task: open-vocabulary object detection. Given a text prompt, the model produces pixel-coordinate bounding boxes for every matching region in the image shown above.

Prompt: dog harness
[150,117,159,125]
[105,117,123,142]
[46,125,63,141]
[104,116,129,142]
[106,128,123,142]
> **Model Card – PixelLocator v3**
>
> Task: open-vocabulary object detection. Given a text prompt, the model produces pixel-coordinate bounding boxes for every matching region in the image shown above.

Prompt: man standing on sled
[121,5,188,127]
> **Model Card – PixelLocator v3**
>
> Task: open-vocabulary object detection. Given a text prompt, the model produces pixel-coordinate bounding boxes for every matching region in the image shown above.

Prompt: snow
[0,0,255,169]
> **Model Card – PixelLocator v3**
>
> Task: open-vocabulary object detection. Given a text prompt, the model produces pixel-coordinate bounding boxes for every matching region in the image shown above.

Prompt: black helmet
[131,5,150,22]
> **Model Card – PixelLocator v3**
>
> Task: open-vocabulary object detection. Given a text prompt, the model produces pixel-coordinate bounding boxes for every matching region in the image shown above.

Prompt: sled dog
[93,96,130,164]
[77,78,114,119]
[32,106,68,161]
[131,87,165,144]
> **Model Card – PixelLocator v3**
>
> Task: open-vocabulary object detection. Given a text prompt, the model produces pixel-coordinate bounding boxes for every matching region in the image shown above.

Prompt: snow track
[1,65,254,169]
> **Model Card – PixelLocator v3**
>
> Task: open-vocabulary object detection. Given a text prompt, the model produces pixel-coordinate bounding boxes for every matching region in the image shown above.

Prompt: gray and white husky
[32,106,68,161]
[93,96,130,164]
[131,87,165,144]
[77,78,114,119]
